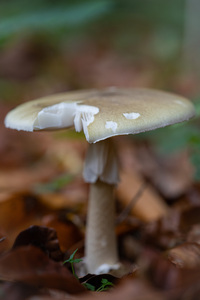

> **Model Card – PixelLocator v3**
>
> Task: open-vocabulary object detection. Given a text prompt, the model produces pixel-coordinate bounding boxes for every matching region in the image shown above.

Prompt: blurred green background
[0,0,199,96]
[0,0,200,179]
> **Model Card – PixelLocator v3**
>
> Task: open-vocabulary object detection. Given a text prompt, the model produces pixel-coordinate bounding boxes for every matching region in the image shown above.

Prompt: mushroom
[4,87,195,274]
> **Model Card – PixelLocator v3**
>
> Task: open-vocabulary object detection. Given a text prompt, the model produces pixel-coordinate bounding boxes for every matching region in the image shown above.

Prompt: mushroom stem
[83,139,120,274]
[86,180,118,273]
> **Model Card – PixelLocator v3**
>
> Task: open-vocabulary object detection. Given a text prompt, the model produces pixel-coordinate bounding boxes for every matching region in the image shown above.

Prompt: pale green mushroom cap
[5,87,195,143]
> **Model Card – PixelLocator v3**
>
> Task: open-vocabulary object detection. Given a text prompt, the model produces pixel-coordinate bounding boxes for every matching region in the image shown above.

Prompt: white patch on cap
[105,121,118,133]
[123,112,140,120]
[36,102,77,129]
[35,102,99,141]
[74,105,99,141]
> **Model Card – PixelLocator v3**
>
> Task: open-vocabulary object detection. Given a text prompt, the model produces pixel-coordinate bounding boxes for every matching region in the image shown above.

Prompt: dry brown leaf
[42,216,84,253]
[187,224,200,244]
[179,206,200,232]
[168,242,200,268]
[141,210,183,250]
[0,192,46,248]
[0,192,41,231]
[12,225,64,262]
[0,235,9,255]
[0,245,85,294]
[27,290,73,300]
[135,146,194,199]
[0,282,40,300]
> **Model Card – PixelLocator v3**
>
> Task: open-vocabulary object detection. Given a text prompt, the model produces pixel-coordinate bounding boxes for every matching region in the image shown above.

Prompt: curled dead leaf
[0,246,85,294]
[12,225,64,262]
[42,216,84,253]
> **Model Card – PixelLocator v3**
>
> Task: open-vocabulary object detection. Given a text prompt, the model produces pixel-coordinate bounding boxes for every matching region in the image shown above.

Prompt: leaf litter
[1,131,200,299]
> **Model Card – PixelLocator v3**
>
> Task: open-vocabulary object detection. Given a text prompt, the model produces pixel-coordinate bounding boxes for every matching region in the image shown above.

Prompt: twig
[116,181,148,224]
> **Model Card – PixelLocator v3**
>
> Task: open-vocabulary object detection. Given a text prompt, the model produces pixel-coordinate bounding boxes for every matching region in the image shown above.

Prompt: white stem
[83,139,120,274]
[85,180,119,273]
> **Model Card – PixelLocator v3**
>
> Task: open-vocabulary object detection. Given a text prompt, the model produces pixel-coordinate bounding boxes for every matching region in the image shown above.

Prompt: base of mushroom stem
[76,258,130,277]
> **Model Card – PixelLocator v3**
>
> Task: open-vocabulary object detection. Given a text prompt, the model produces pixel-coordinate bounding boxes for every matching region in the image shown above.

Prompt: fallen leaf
[180,206,200,232]
[12,225,64,262]
[187,224,200,244]
[167,242,200,268]
[0,246,85,294]
[135,146,194,199]
[0,192,41,232]
[141,210,183,250]
[138,248,200,299]
[0,235,9,255]
[0,282,39,300]
[42,216,84,253]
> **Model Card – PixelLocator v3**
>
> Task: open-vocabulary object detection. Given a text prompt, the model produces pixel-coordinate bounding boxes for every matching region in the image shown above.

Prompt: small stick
[116,181,147,224]
[116,171,169,222]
